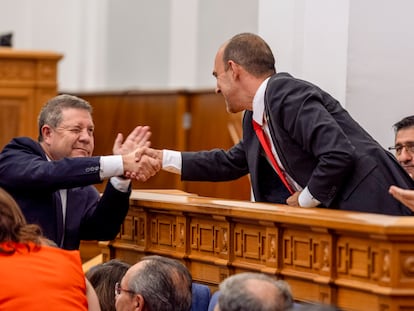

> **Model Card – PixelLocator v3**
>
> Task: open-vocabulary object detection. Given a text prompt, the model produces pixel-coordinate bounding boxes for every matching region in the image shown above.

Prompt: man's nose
[79,128,92,141]
[398,147,413,162]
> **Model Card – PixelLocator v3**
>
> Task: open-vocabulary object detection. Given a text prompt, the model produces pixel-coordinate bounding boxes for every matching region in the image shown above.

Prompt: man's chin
[404,167,414,179]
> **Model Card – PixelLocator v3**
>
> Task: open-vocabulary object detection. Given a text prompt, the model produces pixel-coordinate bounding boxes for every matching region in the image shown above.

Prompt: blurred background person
[86,259,131,311]
[0,186,100,311]
[390,115,414,178]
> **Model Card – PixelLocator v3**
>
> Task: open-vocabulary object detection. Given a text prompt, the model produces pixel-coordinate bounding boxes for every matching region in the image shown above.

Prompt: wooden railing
[99,189,414,311]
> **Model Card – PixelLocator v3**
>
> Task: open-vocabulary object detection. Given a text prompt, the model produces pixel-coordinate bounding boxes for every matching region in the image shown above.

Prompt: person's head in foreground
[214,272,293,311]
[115,255,192,311]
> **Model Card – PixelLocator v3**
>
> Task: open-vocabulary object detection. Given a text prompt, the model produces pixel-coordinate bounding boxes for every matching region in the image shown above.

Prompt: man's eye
[70,128,81,134]
[407,143,414,153]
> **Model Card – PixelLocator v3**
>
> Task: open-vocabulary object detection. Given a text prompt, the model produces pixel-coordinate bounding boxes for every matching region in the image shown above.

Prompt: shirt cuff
[109,177,131,193]
[162,149,182,174]
[298,186,321,208]
[100,155,124,179]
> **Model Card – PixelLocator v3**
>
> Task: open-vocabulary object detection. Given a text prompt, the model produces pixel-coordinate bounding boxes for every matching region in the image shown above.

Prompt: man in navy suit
[146,32,414,215]
[0,94,160,249]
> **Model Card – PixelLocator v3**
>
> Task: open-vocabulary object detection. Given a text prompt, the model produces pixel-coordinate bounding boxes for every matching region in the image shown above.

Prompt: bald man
[214,272,293,311]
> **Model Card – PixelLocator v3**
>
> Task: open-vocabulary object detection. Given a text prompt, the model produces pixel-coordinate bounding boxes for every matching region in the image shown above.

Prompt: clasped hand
[113,126,162,182]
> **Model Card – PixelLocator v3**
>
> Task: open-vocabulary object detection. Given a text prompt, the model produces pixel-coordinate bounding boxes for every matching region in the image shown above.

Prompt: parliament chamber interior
[2,47,414,311]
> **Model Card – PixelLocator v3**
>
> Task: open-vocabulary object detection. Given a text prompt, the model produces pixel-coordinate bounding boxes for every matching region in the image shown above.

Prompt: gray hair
[37,94,92,142]
[217,272,293,311]
[223,33,276,78]
[127,255,192,311]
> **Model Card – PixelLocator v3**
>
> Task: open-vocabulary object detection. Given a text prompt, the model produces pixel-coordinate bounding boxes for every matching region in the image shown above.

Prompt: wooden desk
[0,48,62,148]
[100,189,414,311]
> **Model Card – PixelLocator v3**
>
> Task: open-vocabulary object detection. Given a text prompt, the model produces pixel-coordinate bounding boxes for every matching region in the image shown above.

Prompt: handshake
[122,147,162,182]
[113,125,162,182]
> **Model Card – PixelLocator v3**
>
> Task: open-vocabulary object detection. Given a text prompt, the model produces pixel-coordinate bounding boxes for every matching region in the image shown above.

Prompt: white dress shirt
[161,78,320,208]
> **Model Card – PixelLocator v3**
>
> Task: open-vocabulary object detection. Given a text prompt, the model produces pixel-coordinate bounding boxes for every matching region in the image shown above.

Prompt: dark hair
[37,94,92,142]
[392,115,414,133]
[223,33,276,78]
[0,188,42,254]
[128,255,192,311]
[86,259,131,311]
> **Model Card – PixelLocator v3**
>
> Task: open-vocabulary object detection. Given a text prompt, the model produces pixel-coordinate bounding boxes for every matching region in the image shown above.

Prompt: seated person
[0,187,100,310]
[0,94,159,249]
[213,272,293,311]
[86,259,131,311]
[115,255,192,311]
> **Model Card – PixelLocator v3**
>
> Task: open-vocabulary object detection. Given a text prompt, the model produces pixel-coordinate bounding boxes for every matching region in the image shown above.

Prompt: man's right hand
[122,147,162,182]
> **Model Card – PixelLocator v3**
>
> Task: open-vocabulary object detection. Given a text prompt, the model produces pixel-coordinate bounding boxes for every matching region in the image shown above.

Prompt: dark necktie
[252,119,294,194]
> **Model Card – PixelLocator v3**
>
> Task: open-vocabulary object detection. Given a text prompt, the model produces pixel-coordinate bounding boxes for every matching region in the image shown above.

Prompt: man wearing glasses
[114,255,192,311]
[390,116,414,179]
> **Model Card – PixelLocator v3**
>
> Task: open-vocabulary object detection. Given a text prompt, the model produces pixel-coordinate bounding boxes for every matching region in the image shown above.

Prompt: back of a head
[223,32,276,78]
[217,272,293,311]
[86,259,131,311]
[128,255,192,311]
[0,187,42,251]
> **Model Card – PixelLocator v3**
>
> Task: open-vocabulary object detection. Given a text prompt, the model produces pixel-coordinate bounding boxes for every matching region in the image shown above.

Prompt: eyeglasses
[388,142,414,156]
[115,282,136,296]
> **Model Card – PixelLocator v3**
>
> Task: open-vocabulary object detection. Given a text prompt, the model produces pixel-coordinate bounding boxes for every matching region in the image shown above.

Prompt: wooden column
[0,48,62,148]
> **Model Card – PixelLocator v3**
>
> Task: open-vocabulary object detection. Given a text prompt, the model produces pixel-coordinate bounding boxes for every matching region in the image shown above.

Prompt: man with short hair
[115,255,192,311]
[390,115,414,178]
[0,94,159,249]
[214,272,293,311]
[145,33,414,215]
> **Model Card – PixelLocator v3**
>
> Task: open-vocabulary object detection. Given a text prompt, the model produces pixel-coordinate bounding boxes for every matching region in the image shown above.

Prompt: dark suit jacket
[0,137,131,249]
[181,72,414,215]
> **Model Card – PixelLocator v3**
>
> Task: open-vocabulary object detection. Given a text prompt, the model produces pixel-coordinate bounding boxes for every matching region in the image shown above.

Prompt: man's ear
[135,294,145,311]
[228,60,241,80]
[41,125,52,142]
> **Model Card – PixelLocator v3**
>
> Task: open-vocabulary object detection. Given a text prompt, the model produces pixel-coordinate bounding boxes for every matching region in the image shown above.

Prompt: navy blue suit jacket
[181,73,414,215]
[0,137,131,249]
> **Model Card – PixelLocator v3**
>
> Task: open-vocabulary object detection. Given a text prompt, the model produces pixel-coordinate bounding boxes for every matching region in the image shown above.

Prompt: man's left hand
[113,126,151,155]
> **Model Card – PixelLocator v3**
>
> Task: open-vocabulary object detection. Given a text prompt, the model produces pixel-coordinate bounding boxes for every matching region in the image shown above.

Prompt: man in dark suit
[0,94,160,249]
[145,32,414,215]
[390,115,414,179]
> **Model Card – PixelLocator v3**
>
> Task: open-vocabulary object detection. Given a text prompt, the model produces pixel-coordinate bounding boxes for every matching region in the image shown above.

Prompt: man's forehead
[59,108,93,122]
[396,127,414,141]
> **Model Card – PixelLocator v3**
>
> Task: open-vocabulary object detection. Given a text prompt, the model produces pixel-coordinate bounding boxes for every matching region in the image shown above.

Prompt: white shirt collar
[252,77,270,126]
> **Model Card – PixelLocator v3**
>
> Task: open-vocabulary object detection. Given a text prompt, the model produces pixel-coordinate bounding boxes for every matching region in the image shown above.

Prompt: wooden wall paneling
[184,90,251,200]
[0,88,34,147]
[76,90,251,200]
[80,91,187,193]
[0,49,61,149]
[188,214,232,287]
[102,190,414,310]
